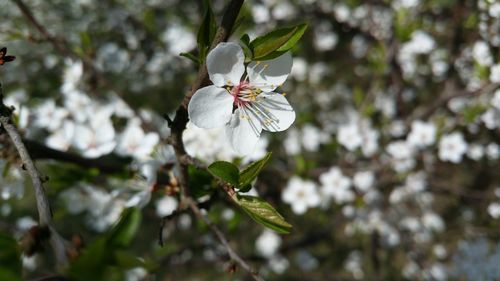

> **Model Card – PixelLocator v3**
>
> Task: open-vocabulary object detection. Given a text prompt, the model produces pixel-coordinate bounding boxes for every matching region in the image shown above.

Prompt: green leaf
[208,161,240,187]
[236,195,292,234]
[239,152,272,187]
[69,209,143,281]
[108,208,142,247]
[80,31,92,52]
[240,33,253,62]
[197,0,217,62]
[0,268,22,281]
[250,23,308,60]
[239,184,252,193]
[188,165,215,198]
[180,52,200,64]
[113,250,145,269]
[353,87,364,108]
[68,238,109,281]
[240,33,251,48]
[0,232,22,277]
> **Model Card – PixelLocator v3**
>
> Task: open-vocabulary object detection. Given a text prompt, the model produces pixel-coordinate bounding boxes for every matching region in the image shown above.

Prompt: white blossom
[407,120,436,148]
[188,42,295,156]
[490,64,500,83]
[155,196,178,217]
[73,107,116,158]
[320,167,354,204]
[46,121,75,151]
[256,230,281,257]
[438,132,468,163]
[33,100,69,131]
[337,123,363,151]
[353,171,375,192]
[282,177,320,214]
[117,119,159,160]
[488,203,500,219]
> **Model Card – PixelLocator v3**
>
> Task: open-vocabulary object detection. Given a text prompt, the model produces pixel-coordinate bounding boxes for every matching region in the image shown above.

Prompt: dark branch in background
[11,0,70,57]
[0,85,69,268]
[406,82,498,126]
[23,139,130,174]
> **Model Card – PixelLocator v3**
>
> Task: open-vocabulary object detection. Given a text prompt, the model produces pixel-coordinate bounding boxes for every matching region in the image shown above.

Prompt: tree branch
[187,198,264,281]
[406,82,498,126]
[0,86,69,268]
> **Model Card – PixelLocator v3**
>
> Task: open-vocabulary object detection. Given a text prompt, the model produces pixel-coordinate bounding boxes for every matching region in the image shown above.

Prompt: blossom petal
[206,42,245,87]
[188,85,234,129]
[247,52,292,92]
[225,108,262,156]
[255,92,295,132]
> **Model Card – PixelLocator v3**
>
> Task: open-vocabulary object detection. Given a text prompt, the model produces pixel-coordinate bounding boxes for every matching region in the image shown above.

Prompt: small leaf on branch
[197,0,217,62]
[208,161,240,187]
[69,208,143,280]
[249,23,308,60]
[180,52,200,64]
[108,207,142,247]
[240,33,251,48]
[239,152,272,187]
[236,195,292,234]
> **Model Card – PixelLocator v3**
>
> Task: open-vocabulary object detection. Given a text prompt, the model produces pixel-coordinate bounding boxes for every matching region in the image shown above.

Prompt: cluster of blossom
[1,0,499,279]
[245,0,499,279]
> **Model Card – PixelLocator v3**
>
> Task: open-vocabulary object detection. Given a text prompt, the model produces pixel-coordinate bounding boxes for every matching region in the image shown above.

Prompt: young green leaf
[189,165,215,198]
[236,195,292,234]
[69,208,143,281]
[108,207,142,247]
[238,184,252,193]
[79,31,92,52]
[240,33,251,48]
[180,52,200,64]
[239,152,272,187]
[240,33,253,62]
[250,23,308,60]
[197,0,217,62]
[208,161,240,187]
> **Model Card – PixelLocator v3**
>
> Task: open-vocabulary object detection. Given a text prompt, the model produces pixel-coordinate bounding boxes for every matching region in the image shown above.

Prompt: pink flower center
[228,81,261,108]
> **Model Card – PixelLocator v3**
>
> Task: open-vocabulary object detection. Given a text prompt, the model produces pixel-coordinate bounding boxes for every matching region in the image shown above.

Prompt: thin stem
[187,199,265,281]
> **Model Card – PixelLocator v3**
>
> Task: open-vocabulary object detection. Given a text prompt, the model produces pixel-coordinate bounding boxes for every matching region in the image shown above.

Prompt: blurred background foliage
[0,0,499,280]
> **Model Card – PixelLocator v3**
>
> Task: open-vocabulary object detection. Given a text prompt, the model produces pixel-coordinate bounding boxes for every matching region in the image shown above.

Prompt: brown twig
[187,198,264,281]
[406,82,498,126]
[11,0,71,57]
[0,86,69,268]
